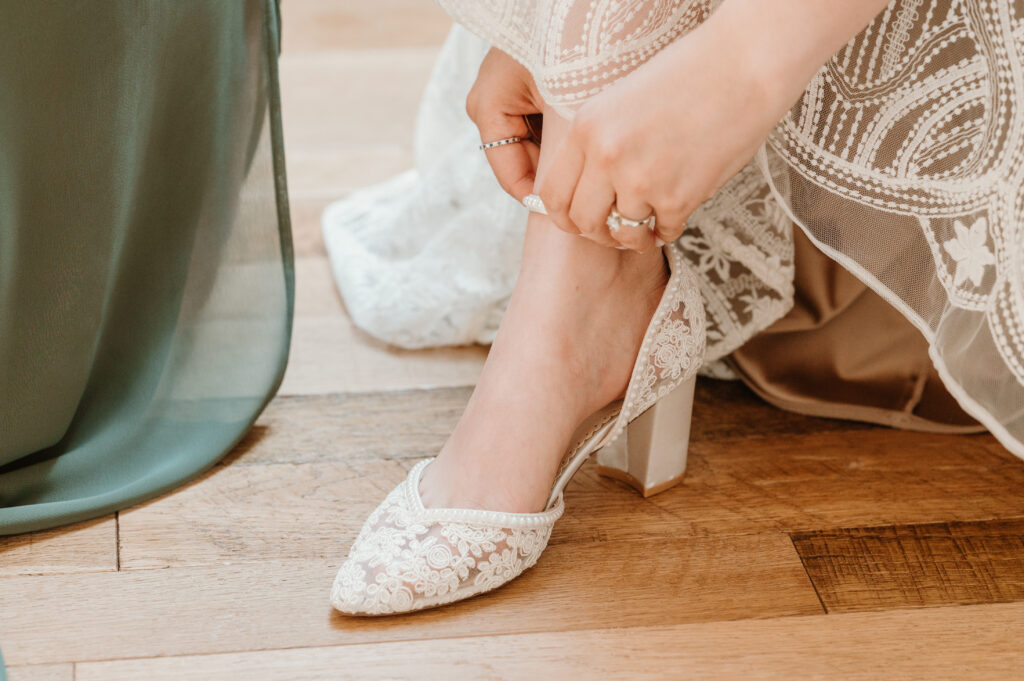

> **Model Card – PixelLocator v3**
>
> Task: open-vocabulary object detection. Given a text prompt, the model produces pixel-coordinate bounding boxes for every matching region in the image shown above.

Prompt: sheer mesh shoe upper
[331,459,563,615]
[331,247,706,616]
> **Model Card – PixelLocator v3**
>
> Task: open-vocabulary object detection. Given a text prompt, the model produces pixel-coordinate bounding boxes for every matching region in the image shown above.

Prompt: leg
[418,109,669,513]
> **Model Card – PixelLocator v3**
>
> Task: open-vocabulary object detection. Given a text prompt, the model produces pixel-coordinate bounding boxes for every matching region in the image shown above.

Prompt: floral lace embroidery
[332,246,707,615]
[592,247,708,451]
[942,218,995,289]
[324,26,792,368]
[426,0,1024,458]
[332,461,558,615]
[328,1,1024,461]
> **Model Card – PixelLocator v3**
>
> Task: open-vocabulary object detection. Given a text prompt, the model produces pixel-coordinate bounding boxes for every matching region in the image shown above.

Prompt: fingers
[568,164,618,247]
[650,203,690,246]
[535,135,585,235]
[479,115,539,201]
[611,193,658,252]
[484,138,540,201]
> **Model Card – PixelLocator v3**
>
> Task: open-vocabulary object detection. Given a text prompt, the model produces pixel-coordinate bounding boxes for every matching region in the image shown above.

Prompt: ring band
[522,195,658,236]
[479,136,524,151]
[606,207,656,233]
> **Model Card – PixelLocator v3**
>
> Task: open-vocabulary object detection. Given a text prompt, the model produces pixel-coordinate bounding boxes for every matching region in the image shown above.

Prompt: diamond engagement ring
[479,136,524,151]
[523,195,658,234]
[606,207,656,233]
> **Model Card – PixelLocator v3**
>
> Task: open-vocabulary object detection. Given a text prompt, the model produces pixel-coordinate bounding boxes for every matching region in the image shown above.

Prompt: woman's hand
[536,0,891,252]
[466,48,544,202]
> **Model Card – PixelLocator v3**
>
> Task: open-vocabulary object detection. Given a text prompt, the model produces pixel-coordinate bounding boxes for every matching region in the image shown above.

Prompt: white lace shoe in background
[330,246,706,615]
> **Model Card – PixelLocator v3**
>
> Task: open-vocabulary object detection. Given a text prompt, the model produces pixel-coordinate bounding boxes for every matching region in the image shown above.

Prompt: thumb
[480,115,539,201]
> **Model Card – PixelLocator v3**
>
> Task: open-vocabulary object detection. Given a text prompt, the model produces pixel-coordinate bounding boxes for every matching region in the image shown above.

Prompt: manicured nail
[522,193,547,215]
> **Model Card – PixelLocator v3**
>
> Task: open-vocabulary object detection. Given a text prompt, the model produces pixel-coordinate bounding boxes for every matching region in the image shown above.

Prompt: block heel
[331,247,705,615]
[596,374,695,497]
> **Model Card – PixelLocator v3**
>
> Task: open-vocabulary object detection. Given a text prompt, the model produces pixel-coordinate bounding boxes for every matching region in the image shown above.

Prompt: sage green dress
[0,0,293,535]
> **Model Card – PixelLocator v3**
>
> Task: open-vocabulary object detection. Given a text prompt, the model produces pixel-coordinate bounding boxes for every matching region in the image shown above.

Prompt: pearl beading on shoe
[590,246,706,452]
[406,460,566,527]
[330,244,707,616]
[330,459,563,615]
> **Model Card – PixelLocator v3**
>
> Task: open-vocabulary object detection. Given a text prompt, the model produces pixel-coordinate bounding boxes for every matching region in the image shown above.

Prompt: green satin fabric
[0,0,293,535]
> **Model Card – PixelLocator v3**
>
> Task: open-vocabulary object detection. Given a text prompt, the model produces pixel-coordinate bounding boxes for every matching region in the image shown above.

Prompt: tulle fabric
[427,0,1024,459]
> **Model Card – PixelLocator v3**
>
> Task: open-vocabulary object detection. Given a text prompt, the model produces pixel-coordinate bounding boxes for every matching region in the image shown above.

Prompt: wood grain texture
[117,383,1024,568]
[294,256,345,317]
[117,456,706,567]
[118,458,409,569]
[279,317,486,395]
[226,388,469,465]
[0,516,116,577]
[650,418,1024,535]
[279,48,437,259]
[691,379,878,441]
[75,602,1024,681]
[9,2,1024,675]
[281,0,452,52]
[241,381,816,467]
[286,257,488,396]
[4,665,74,681]
[0,534,819,666]
[792,519,1024,612]
[280,49,435,161]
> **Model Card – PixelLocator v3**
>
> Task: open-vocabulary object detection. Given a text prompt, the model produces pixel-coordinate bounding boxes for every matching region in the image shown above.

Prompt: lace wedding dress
[323,0,1024,460]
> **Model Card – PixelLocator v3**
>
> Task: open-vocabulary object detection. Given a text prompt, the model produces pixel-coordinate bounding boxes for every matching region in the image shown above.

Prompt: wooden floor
[4,2,1024,679]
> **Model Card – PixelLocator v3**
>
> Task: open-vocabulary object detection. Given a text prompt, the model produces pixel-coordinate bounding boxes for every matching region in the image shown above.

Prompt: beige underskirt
[728,229,985,434]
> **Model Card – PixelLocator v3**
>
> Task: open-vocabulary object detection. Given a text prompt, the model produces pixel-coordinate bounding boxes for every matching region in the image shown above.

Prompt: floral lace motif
[942,218,996,290]
[436,0,722,118]
[331,460,559,615]
[628,246,706,421]
[327,2,1024,457]
[427,0,1024,458]
[762,0,1024,453]
[571,245,709,456]
[323,26,791,365]
[332,244,707,615]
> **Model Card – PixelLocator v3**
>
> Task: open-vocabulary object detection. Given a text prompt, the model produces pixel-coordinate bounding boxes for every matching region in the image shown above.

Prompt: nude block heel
[331,246,705,615]
[595,375,696,497]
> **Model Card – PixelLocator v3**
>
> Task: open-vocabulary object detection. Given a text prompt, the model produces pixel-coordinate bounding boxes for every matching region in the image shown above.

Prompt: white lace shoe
[330,245,706,615]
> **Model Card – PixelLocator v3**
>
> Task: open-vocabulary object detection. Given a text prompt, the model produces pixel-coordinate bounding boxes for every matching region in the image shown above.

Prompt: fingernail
[654,238,666,247]
[522,193,547,215]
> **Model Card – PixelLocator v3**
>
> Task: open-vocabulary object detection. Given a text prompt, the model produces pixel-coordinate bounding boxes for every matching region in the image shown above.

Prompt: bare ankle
[519,214,667,296]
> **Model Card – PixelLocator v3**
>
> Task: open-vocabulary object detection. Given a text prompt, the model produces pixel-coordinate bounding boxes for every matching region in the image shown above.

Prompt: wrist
[701,0,892,113]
